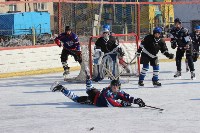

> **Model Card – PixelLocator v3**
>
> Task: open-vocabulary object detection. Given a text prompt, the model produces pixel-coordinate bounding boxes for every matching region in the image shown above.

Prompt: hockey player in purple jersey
[54,26,82,78]
[50,78,145,107]
[136,27,174,87]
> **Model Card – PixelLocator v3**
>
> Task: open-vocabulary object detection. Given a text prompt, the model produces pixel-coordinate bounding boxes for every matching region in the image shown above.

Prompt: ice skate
[50,81,65,92]
[152,81,162,87]
[138,81,144,87]
[191,71,196,80]
[174,71,181,78]
[63,67,70,81]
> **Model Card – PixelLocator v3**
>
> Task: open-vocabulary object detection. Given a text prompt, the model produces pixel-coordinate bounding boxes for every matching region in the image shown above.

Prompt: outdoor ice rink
[0,61,200,133]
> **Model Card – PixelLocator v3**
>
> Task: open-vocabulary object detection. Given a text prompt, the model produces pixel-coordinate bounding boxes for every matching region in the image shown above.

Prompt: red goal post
[88,33,140,78]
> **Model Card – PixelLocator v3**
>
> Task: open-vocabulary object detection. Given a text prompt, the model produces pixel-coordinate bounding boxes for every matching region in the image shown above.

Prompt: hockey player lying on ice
[50,78,145,107]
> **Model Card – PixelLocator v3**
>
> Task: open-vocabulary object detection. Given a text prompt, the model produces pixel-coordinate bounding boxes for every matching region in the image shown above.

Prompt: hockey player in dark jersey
[136,27,174,87]
[185,25,200,72]
[190,25,200,62]
[169,18,195,79]
[93,24,127,82]
[50,78,145,107]
[54,26,82,78]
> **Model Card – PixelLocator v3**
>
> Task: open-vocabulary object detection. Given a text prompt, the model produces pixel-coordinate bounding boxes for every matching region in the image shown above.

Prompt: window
[9,4,17,12]
[34,3,48,11]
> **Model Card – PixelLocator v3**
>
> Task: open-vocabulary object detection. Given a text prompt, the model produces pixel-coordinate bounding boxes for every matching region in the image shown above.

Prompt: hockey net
[69,33,140,83]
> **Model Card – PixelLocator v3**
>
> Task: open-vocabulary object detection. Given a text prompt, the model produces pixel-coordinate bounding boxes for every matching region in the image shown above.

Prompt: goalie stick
[102,54,138,80]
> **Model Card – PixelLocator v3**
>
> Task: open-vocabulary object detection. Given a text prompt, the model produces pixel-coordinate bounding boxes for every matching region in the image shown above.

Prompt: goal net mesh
[68,33,140,83]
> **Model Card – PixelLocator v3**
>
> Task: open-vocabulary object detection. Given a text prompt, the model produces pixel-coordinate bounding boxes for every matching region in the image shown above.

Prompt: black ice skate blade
[191,77,196,80]
[138,85,144,88]
[153,85,162,88]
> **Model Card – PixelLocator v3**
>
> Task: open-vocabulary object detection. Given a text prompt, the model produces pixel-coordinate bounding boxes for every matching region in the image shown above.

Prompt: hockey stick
[145,105,164,111]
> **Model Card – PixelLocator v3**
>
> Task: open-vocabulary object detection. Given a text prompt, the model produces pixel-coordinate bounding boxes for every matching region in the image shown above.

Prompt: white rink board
[0,46,80,73]
[0,42,175,74]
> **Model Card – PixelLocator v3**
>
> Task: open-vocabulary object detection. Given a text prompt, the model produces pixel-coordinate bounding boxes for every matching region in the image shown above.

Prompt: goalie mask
[102,24,110,40]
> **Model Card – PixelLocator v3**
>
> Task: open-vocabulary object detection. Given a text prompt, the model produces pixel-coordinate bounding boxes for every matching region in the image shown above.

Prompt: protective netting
[87,33,140,81]
[1,0,200,81]
[1,0,200,47]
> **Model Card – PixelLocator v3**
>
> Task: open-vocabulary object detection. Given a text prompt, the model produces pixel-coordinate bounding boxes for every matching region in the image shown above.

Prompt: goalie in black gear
[93,24,127,82]
[169,18,195,79]
[136,27,174,87]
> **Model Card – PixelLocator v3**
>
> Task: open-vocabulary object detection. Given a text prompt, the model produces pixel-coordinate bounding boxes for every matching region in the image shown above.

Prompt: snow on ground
[0,61,200,133]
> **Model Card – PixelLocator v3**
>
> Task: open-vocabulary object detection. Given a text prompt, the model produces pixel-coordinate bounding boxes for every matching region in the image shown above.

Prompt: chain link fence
[0,0,200,47]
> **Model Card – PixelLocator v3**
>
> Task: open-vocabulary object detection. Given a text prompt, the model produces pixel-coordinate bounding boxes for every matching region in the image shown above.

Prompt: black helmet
[65,26,71,32]
[174,18,182,24]
[110,80,121,87]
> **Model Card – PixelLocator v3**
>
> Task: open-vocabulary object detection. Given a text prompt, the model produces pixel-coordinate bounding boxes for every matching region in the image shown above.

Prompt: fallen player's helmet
[153,27,162,34]
[110,80,121,88]
[102,24,110,32]
[174,18,182,24]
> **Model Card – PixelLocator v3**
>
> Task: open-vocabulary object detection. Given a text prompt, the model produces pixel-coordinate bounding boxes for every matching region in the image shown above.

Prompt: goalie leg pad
[93,49,104,65]
[103,53,119,77]
[92,64,104,82]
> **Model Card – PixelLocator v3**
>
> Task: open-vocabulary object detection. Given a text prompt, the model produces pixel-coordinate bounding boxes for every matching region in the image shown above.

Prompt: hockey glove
[168,53,174,59]
[171,41,177,49]
[121,101,131,107]
[165,53,174,59]
[55,39,61,47]
[134,98,145,107]
[135,51,141,57]
[76,45,81,51]
[117,47,125,57]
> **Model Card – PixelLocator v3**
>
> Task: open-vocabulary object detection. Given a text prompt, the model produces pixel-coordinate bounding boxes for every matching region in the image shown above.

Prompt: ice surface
[0,61,200,133]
